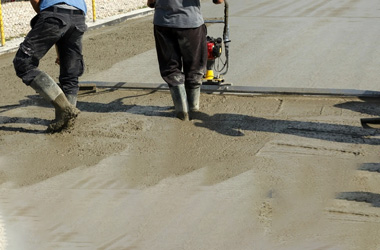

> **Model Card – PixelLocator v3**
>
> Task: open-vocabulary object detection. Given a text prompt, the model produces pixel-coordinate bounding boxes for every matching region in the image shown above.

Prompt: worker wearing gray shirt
[147,0,224,121]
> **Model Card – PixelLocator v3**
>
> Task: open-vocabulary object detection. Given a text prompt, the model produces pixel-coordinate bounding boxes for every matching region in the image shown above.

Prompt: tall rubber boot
[170,84,189,121]
[30,72,80,132]
[186,87,200,112]
[54,92,77,127]
[55,93,77,116]
[66,94,77,106]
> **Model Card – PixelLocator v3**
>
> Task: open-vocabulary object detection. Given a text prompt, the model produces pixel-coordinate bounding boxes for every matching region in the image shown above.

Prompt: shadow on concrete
[2,92,380,146]
[191,111,380,145]
[334,97,380,117]
[335,163,380,209]
[76,88,174,118]
[0,116,48,134]
[78,94,380,145]
[0,89,172,133]
[358,163,380,173]
[0,95,51,133]
[336,191,380,207]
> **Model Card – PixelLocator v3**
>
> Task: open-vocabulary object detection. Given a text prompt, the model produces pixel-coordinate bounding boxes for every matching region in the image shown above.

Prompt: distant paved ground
[201,0,380,91]
[84,0,380,92]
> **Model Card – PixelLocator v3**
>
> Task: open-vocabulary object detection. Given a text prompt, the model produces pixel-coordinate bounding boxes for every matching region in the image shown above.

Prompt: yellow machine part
[204,70,215,80]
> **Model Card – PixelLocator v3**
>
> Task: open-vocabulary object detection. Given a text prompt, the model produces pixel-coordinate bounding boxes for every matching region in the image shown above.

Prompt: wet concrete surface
[1,1,380,249]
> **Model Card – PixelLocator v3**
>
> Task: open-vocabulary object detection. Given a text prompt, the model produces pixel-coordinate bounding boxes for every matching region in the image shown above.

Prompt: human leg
[178,25,207,112]
[56,13,87,107]
[13,12,78,132]
[154,25,189,120]
[13,12,61,85]
[169,85,189,121]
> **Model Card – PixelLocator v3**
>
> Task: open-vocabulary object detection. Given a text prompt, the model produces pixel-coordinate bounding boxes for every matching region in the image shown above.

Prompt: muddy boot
[30,72,80,133]
[170,84,189,121]
[54,94,77,119]
[65,93,79,128]
[186,87,200,112]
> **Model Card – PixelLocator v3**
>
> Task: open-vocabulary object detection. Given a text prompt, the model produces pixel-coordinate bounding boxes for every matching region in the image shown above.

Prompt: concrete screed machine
[203,0,231,86]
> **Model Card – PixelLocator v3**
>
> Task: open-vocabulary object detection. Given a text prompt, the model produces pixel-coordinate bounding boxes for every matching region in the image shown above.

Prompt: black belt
[43,6,84,15]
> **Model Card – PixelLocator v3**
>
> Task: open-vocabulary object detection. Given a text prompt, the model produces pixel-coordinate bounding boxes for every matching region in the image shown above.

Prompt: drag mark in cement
[327,200,380,222]
[295,0,330,17]
[327,208,380,222]
[329,0,360,17]
[258,0,300,17]
[233,1,274,16]
[284,127,378,145]
[257,141,361,157]
[274,99,284,114]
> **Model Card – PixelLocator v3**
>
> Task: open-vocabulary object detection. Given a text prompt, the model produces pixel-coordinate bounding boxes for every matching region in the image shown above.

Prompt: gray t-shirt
[153,0,204,28]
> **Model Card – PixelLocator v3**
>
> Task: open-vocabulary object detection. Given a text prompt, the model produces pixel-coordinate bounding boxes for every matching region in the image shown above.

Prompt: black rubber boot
[170,84,189,121]
[186,87,200,112]
[30,72,80,133]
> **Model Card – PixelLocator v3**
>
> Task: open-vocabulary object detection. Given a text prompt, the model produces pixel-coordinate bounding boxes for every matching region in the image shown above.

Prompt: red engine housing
[207,41,216,60]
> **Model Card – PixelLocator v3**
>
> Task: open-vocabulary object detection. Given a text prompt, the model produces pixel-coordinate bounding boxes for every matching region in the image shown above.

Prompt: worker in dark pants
[13,0,87,132]
[147,0,224,121]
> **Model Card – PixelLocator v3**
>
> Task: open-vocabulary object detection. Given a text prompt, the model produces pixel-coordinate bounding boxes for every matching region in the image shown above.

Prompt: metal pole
[0,2,5,46]
[221,0,230,76]
[92,0,96,22]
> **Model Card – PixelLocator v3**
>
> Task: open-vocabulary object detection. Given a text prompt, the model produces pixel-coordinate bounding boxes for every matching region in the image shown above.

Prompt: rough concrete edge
[86,7,154,31]
[0,7,154,56]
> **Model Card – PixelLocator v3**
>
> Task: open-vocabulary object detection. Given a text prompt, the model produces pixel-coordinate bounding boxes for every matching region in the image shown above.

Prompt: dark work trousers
[154,24,207,89]
[13,6,87,95]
